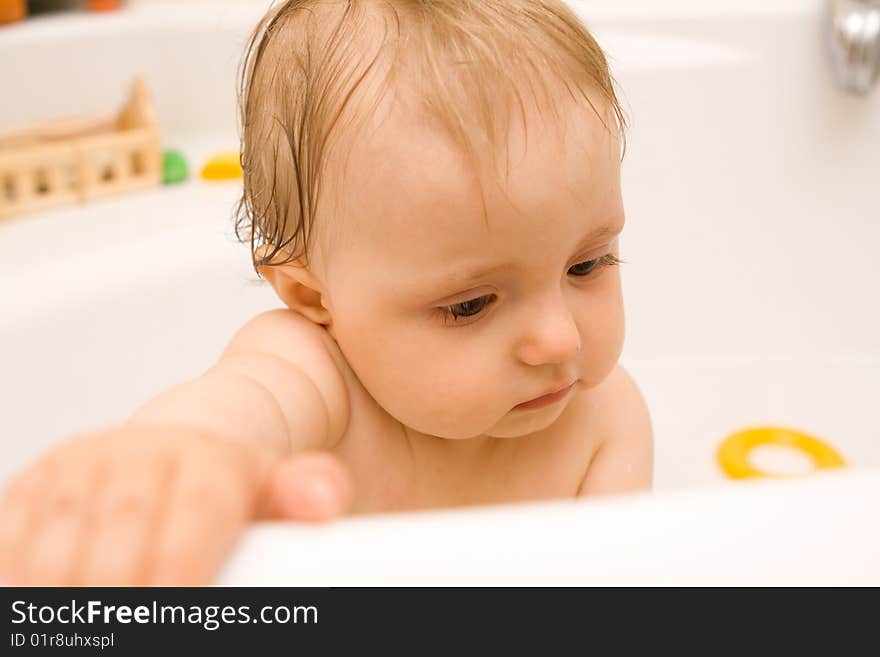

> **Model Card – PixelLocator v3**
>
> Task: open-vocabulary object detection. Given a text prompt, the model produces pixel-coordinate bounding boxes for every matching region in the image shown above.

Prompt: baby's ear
[258,262,332,326]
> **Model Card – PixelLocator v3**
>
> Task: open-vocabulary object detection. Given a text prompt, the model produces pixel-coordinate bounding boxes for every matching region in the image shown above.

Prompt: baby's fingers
[0,468,49,585]
[76,454,172,586]
[258,451,354,522]
[18,459,107,586]
[145,453,254,586]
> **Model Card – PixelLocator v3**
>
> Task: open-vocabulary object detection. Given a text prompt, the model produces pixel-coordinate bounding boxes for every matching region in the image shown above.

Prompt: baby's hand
[0,426,352,586]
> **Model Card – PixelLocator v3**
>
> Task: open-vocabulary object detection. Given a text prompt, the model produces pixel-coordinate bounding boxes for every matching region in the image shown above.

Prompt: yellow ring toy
[717,426,846,480]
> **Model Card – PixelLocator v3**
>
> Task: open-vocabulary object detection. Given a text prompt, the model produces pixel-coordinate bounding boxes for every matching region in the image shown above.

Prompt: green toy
[162,149,188,185]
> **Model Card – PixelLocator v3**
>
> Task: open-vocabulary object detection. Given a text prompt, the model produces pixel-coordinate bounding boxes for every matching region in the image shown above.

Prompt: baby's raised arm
[0,309,351,586]
[129,308,349,457]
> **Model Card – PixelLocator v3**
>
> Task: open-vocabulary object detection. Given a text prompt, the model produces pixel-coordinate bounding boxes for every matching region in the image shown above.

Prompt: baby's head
[236,0,627,440]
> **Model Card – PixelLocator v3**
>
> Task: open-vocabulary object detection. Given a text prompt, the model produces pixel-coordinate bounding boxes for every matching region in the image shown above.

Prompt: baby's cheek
[340,323,489,429]
[575,289,625,386]
[397,350,487,407]
[585,336,623,388]
[390,351,500,437]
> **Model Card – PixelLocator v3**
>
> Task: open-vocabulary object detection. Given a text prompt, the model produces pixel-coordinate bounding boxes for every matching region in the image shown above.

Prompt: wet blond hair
[235,0,626,272]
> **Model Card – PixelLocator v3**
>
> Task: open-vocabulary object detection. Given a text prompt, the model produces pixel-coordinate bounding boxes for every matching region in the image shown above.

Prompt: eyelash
[437,253,622,324]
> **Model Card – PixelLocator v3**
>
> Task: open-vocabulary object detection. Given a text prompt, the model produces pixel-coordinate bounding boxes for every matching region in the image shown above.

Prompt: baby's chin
[400,402,567,441]
[482,402,571,439]
[391,388,582,440]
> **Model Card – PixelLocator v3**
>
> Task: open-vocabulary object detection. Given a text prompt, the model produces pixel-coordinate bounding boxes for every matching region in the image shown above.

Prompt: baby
[0,0,652,586]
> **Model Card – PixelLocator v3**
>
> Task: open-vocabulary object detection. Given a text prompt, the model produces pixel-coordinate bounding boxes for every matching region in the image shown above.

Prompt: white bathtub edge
[217,466,880,586]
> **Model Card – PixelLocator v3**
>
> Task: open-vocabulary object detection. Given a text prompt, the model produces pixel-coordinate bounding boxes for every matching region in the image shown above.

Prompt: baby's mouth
[513,382,576,411]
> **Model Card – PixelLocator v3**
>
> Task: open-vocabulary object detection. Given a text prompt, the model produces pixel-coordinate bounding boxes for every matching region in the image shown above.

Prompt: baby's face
[315,90,624,440]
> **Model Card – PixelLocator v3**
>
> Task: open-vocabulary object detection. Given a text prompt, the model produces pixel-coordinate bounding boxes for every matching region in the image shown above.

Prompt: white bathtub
[1,0,878,584]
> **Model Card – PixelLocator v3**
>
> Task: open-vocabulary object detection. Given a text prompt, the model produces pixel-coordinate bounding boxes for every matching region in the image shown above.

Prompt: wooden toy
[0,76,162,220]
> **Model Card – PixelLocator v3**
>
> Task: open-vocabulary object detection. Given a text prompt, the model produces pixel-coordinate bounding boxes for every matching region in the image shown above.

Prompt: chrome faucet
[827,0,880,94]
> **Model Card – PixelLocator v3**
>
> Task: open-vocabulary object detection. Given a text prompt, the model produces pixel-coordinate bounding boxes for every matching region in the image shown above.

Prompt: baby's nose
[515,300,581,366]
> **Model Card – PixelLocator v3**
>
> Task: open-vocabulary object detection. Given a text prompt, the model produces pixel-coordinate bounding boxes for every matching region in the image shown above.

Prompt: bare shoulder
[576,363,654,496]
[221,309,351,445]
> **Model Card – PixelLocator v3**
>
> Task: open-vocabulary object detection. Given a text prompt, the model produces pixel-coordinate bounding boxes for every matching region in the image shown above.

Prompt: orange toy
[89,0,121,11]
[0,0,26,25]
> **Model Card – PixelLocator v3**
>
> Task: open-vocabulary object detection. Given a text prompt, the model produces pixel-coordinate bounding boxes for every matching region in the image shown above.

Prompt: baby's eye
[437,254,621,325]
[442,294,496,322]
[568,253,621,277]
